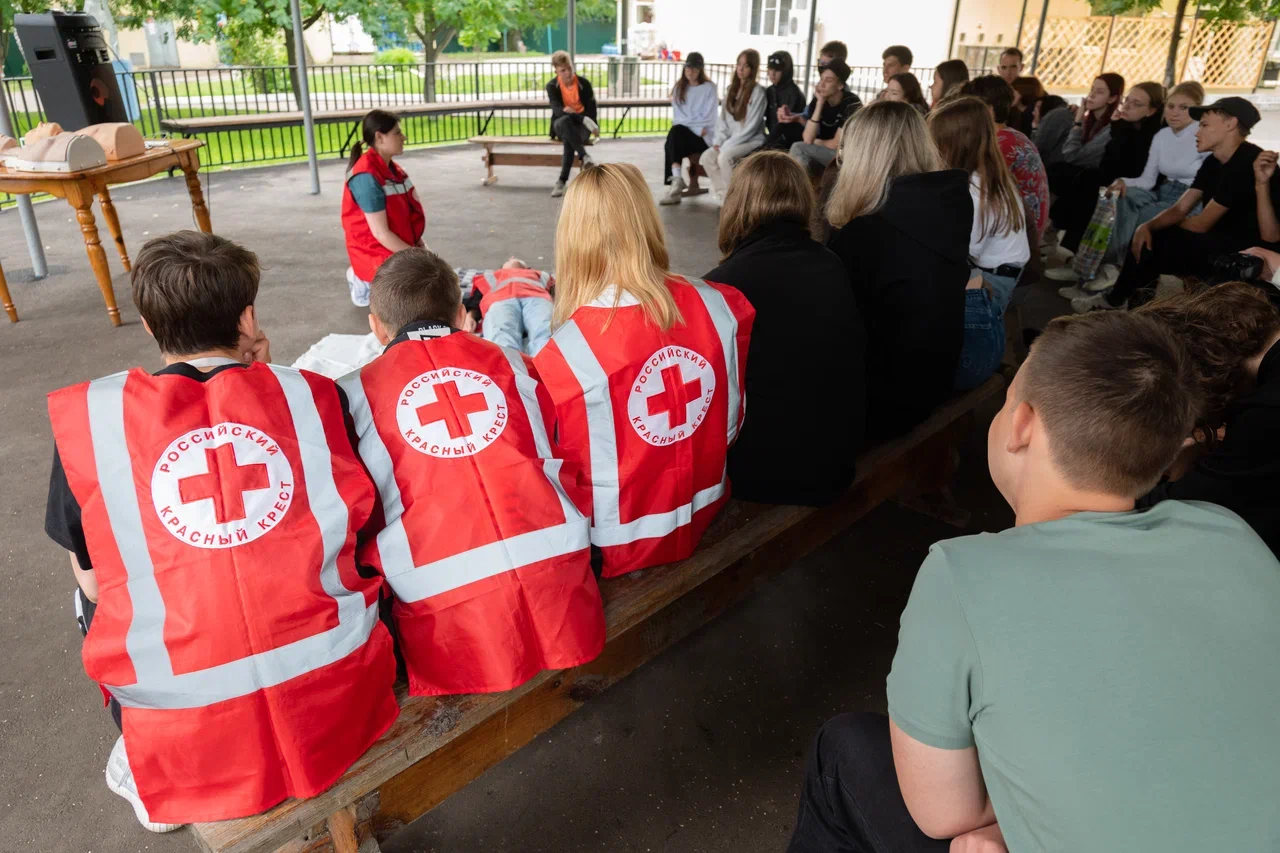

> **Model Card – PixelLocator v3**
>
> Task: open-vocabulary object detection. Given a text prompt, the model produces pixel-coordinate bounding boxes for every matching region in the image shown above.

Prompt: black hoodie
[826,168,973,442]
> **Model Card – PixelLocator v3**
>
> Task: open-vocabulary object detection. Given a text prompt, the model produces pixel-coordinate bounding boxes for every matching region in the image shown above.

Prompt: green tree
[1089,0,1280,86]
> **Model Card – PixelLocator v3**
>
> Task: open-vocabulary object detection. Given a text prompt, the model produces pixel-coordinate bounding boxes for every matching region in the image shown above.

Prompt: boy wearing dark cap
[763,50,807,151]
[790,59,861,175]
[1076,96,1280,312]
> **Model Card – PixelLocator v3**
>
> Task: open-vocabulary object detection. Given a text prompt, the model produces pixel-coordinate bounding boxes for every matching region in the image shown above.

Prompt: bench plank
[192,374,1006,853]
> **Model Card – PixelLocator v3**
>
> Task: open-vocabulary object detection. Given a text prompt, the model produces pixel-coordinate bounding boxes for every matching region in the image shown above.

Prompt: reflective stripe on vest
[382,177,415,196]
[551,279,740,548]
[339,348,588,603]
[87,366,377,710]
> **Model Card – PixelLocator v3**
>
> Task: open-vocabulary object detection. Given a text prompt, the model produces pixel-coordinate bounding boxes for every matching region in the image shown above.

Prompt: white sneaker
[551,180,566,198]
[1045,265,1080,282]
[583,117,600,137]
[582,154,596,168]
[105,736,183,833]
[1084,264,1120,292]
[346,267,370,308]
[1057,284,1088,300]
[660,176,686,205]
[1071,292,1124,314]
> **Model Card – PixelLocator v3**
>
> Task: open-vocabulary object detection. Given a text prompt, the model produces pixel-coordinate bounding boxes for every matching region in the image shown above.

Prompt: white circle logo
[150,423,294,549]
[627,346,717,446]
[395,368,508,458]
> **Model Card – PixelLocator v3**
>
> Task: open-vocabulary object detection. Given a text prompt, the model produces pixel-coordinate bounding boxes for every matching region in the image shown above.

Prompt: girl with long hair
[884,72,929,114]
[1011,75,1046,135]
[661,52,718,204]
[534,163,755,576]
[929,58,969,107]
[1062,73,1125,169]
[825,101,972,439]
[930,97,1030,388]
[703,49,766,201]
[340,109,426,307]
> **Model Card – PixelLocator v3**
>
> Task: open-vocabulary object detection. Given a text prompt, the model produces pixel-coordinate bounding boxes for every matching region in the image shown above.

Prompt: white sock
[672,165,683,181]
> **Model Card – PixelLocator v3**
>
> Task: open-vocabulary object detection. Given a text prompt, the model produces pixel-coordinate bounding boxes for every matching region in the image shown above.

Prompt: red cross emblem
[645,365,703,431]
[415,380,490,439]
[177,443,271,525]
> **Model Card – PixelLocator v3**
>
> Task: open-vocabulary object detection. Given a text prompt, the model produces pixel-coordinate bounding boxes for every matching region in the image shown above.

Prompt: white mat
[291,333,383,379]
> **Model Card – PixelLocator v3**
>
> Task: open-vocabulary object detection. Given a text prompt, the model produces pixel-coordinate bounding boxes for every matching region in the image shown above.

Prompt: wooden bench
[158,98,669,157]
[190,373,1007,853]
[468,135,599,186]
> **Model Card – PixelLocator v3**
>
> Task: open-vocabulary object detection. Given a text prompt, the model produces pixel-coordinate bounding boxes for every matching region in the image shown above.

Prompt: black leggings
[1107,227,1246,307]
[553,114,590,182]
[663,124,709,184]
[787,713,951,853]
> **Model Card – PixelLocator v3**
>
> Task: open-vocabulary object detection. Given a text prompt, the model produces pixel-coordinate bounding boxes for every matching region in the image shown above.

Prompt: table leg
[97,186,131,272]
[179,152,212,233]
[0,258,16,322]
[69,187,121,327]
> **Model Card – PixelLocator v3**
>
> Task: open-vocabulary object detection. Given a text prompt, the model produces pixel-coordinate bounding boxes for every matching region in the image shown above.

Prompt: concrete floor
[0,137,1027,852]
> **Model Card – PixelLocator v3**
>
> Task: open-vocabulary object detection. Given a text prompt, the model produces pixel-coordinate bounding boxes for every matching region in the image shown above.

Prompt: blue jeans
[1107,180,1192,265]
[954,271,1014,390]
[482,296,554,355]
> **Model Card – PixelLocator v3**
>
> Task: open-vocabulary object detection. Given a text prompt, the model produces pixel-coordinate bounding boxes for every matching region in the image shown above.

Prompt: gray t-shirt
[888,500,1280,852]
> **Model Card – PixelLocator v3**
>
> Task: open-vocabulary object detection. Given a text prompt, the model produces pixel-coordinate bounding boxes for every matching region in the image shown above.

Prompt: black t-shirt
[1190,141,1275,244]
[805,88,862,141]
[45,362,360,572]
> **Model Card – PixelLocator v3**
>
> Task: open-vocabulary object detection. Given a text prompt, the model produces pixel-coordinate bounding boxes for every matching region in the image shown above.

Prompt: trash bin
[607,55,641,97]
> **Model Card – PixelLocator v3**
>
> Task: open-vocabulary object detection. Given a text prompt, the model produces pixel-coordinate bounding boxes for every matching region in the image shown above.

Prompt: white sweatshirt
[1120,123,1208,191]
[672,81,718,139]
[714,85,766,149]
[969,174,1031,270]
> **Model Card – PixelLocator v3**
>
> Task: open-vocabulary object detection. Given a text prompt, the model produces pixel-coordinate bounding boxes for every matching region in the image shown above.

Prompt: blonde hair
[717,150,814,259]
[554,163,682,330]
[827,100,940,228]
[1170,80,1205,105]
[551,50,571,70]
[929,97,1024,239]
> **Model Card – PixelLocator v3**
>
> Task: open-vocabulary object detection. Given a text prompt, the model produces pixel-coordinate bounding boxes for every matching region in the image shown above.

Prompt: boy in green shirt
[788,311,1280,852]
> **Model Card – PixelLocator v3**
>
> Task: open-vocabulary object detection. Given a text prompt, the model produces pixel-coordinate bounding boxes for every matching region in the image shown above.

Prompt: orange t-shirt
[558,75,583,113]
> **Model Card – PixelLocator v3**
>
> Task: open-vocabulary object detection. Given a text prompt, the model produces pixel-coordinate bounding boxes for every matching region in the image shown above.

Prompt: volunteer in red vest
[534,163,756,576]
[341,109,427,308]
[44,232,399,831]
[459,257,555,355]
[340,247,605,695]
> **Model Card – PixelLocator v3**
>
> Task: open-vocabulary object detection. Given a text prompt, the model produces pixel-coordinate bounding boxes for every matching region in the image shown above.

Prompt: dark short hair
[1137,282,1280,445]
[1040,94,1068,114]
[1020,311,1201,497]
[818,40,848,63]
[882,45,913,67]
[130,231,259,356]
[823,59,851,85]
[962,74,1015,124]
[370,248,461,334]
[1000,47,1024,62]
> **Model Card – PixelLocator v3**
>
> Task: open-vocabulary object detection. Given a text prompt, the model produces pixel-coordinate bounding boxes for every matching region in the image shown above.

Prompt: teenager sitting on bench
[788,311,1280,852]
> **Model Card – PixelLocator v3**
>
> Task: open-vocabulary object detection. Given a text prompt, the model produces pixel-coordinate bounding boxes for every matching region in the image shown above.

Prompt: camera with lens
[1211,252,1264,282]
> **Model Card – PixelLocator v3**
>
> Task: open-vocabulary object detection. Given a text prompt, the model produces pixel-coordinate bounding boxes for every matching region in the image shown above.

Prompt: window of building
[746,0,794,37]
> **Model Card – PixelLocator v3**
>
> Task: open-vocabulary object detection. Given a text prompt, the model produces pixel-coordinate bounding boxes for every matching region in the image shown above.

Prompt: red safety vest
[47,362,399,824]
[534,277,755,576]
[339,325,605,695]
[467,268,554,314]
[341,148,427,284]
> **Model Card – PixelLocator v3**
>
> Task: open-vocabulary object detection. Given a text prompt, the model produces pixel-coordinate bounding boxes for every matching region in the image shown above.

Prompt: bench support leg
[612,106,631,138]
[339,121,361,159]
[478,109,497,136]
[482,145,498,186]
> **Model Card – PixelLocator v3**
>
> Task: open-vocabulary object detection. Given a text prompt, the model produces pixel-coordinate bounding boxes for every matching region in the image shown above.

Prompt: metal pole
[1028,0,1051,75]
[1015,0,1029,53]
[620,0,630,56]
[803,0,819,96]
[289,0,320,195]
[568,0,577,65]
[0,76,47,278]
[948,0,963,61]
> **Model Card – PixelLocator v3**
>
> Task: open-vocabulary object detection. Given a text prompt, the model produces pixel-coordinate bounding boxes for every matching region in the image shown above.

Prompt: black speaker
[15,12,127,131]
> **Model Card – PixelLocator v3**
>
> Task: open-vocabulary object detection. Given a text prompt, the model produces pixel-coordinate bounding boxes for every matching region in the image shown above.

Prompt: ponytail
[347,108,401,172]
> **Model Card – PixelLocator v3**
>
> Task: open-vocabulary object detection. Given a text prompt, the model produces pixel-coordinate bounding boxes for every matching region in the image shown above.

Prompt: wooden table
[0,138,210,325]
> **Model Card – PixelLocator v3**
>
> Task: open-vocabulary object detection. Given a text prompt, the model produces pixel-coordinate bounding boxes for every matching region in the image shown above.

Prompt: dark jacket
[764,79,807,144]
[1100,114,1163,185]
[1141,338,1280,557]
[826,169,973,442]
[704,220,866,506]
[546,75,598,140]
